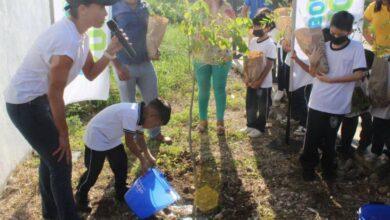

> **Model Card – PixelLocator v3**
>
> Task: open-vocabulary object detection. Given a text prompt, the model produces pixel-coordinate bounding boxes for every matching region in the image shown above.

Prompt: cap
[66,0,120,7]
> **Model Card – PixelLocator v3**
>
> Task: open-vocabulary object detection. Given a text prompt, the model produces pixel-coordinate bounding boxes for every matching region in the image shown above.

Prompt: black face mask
[253,29,265,37]
[330,35,349,45]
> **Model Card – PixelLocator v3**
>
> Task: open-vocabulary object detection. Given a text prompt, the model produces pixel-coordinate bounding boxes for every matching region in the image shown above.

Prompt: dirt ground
[0,75,389,220]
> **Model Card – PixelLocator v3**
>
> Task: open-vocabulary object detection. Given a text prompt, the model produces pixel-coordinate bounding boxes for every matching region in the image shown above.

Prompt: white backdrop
[0,0,51,191]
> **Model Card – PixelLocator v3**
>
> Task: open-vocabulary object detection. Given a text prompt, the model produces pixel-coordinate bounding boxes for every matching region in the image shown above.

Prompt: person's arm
[241,5,249,17]
[250,59,274,88]
[291,52,314,76]
[48,55,73,164]
[316,70,364,83]
[135,133,156,166]
[82,36,123,81]
[363,18,374,45]
[112,58,131,81]
[124,132,151,174]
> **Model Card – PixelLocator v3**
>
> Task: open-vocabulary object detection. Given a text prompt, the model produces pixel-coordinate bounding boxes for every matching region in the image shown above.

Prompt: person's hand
[52,134,72,164]
[282,39,291,52]
[106,36,124,56]
[291,51,297,61]
[316,72,333,83]
[250,80,261,89]
[150,49,161,61]
[140,158,152,175]
[309,46,322,68]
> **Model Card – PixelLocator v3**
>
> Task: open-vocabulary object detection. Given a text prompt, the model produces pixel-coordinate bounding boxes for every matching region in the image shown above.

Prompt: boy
[245,9,277,138]
[75,98,171,212]
[299,11,367,182]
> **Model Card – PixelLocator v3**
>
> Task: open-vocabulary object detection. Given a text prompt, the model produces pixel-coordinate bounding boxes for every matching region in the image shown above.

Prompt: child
[244,9,277,138]
[299,11,367,182]
[75,98,171,212]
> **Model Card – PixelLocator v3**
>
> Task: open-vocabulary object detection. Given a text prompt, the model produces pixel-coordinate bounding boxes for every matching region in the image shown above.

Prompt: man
[111,0,172,145]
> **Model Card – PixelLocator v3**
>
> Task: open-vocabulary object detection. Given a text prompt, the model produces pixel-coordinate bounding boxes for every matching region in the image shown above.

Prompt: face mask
[253,29,265,37]
[330,35,349,45]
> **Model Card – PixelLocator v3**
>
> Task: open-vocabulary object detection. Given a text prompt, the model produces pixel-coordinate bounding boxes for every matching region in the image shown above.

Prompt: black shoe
[115,187,129,202]
[75,193,92,213]
[302,170,316,182]
[322,170,337,182]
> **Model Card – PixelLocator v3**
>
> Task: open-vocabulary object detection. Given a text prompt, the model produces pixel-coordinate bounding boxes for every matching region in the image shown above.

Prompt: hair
[322,27,332,42]
[66,0,93,18]
[252,8,275,30]
[148,98,171,125]
[375,0,390,12]
[330,11,354,32]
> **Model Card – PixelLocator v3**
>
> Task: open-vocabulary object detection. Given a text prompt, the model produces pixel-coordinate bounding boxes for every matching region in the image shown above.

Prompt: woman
[111,0,172,145]
[4,0,122,219]
[194,0,235,135]
[364,0,390,56]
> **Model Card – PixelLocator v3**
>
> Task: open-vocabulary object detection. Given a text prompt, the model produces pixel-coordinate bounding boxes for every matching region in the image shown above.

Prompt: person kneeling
[75,98,171,212]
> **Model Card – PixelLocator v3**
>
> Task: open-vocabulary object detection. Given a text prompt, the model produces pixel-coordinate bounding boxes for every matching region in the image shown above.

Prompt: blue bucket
[125,168,180,219]
[358,203,390,220]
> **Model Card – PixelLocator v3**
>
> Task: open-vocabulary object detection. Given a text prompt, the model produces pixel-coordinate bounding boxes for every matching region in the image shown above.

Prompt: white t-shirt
[308,40,367,115]
[249,37,277,88]
[285,52,313,91]
[84,103,144,151]
[4,17,90,104]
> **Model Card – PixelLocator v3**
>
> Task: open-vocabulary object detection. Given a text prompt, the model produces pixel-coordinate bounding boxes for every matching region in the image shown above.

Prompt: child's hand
[140,158,151,175]
[250,80,261,89]
[145,153,157,166]
[316,72,333,83]
[291,51,297,61]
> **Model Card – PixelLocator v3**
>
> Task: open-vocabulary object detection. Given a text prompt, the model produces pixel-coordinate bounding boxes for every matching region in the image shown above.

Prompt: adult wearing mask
[4,0,123,219]
[111,0,172,145]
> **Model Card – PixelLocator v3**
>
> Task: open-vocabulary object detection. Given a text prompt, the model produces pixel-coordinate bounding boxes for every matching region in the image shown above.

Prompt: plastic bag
[369,56,390,108]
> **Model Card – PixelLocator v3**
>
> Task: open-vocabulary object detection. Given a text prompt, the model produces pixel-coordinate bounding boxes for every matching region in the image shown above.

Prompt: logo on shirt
[329,116,340,129]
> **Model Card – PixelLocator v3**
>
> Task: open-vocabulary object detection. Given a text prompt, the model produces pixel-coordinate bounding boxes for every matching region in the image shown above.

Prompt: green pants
[194,61,232,121]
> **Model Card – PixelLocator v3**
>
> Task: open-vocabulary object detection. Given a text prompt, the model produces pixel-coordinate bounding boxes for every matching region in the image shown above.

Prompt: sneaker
[75,193,92,213]
[240,127,255,133]
[273,90,284,102]
[293,126,306,136]
[302,170,316,182]
[248,129,263,138]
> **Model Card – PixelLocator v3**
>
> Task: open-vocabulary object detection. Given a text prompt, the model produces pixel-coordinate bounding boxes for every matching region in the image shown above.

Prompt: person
[111,0,172,145]
[244,9,277,138]
[363,0,390,56]
[194,0,236,135]
[75,98,171,212]
[299,11,367,182]
[337,50,375,159]
[4,0,123,219]
[242,0,268,19]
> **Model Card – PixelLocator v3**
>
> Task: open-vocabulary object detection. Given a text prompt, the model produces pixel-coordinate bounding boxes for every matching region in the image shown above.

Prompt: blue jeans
[115,61,160,138]
[6,96,79,220]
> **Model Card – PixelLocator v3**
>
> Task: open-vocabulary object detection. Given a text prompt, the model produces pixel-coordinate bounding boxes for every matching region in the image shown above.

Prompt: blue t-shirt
[245,0,267,19]
[112,0,149,65]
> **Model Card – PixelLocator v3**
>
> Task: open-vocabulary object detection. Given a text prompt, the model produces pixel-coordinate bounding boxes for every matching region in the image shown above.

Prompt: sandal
[216,121,225,136]
[197,121,208,133]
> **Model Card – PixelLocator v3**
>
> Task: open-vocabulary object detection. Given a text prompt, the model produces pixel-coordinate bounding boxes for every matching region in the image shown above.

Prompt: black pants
[277,48,289,91]
[340,112,373,155]
[291,85,312,127]
[246,87,272,132]
[77,144,128,199]
[300,108,343,173]
[6,96,79,220]
[371,117,390,156]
